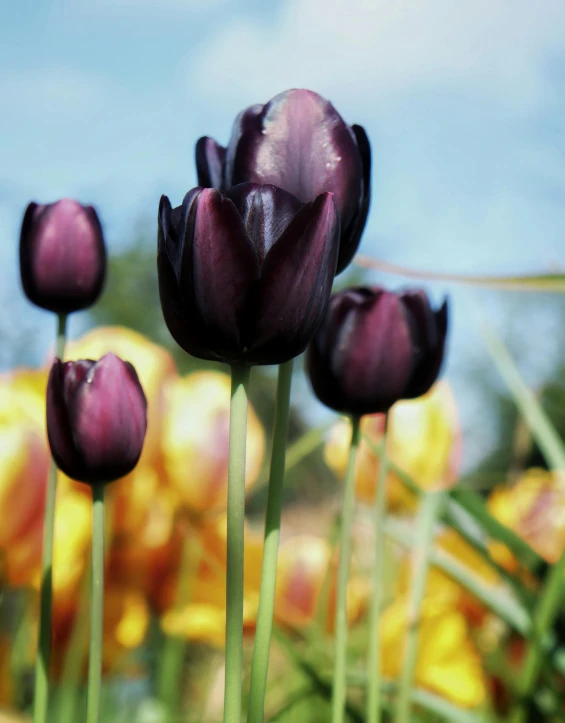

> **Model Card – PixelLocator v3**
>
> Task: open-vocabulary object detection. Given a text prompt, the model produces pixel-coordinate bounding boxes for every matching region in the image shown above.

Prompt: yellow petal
[162,372,265,514]
[325,382,460,512]
[488,468,565,565]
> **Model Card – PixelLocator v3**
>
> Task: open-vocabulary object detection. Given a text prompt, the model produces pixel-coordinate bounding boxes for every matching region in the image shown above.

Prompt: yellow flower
[51,489,92,602]
[325,382,460,511]
[380,595,486,708]
[0,369,49,560]
[398,529,499,629]
[102,585,150,671]
[488,468,565,567]
[160,515,263,647]
[161,372,265,516]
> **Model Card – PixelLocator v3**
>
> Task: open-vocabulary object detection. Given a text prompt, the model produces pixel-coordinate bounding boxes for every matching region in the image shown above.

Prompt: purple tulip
[195,89,371,273]
[20,199,106,314]
[306,287,448,416]
[158,182,340,366]
[46,353,147,485]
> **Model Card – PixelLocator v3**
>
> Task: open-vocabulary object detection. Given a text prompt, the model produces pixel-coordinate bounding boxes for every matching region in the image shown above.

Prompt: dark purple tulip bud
[20,199,106,314]
[195,88,371,273]
[46,353,147,485]
[306,287,448,417]
[158,182,340,366]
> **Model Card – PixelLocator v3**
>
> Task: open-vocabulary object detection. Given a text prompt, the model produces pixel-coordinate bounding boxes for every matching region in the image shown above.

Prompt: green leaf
[346,673,488,723]
[480,320,565,471]
[384,518,531,636]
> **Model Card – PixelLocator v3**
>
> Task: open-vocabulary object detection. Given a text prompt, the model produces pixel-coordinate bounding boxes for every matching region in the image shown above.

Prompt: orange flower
[488,468,565,568]
[274,535,368,634]
[161,372,265,516]
[325,382,460,511]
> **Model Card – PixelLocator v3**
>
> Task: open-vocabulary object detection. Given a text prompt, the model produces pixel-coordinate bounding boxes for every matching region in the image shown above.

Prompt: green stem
[56,568,91,723]
[331,415,361,723]
[366,416,388,723]
[395,491,445,723]
[248,360,293,723]
[32,312,67,723]
[223,364,251,723]
[157,528,198,720]
[86,484,105,723]
[510,550,565,723]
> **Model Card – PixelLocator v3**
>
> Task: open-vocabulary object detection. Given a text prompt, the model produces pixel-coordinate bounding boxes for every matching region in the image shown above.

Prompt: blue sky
[1,0,565,465]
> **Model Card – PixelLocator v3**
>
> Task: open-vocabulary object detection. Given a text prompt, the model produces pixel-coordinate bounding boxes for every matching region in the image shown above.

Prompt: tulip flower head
[196,88,371,272]
[158,183,340,365]
[307,286,448,416]
[46,353,147,485]
[20,199,106,314]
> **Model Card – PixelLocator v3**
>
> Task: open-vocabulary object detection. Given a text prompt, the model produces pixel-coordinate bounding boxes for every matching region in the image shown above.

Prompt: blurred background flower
[324,382,461,510]
[1,321,564,720]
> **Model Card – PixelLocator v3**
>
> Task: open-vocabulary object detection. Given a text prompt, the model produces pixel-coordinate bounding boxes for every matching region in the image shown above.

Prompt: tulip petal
[225,183,302,263]
[46,359,88,479]
[20,199,106,314]
[248,192,339,364]
[337,124,372,273]
[195,137,226,190]
[332,291,415,415]
[404,299,449,399]
[223,103,264,188]
[157,249,219,361]
[226,90,363,235]
[66,354,147,483]
[192,189,260,357]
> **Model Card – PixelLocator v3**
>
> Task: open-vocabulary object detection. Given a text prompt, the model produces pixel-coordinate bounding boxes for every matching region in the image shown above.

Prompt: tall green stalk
[395,491,444,723]
[248,360,293,723]
[32,312,67,723]
[86,484,105,723]
[331,415,361,723]
[223,364,251,723]
[366,416,388,723]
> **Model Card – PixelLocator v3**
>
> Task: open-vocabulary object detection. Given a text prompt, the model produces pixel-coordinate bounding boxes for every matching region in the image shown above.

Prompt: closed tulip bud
[20,198,106,314]
[46,353,147,485]
[158,182,339,366]
[196,88,371,273]
[307,286,448,416]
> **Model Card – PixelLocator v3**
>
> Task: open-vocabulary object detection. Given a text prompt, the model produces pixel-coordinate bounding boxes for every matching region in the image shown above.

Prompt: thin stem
[32,312,67,723]
[510,550,565,723]
[56,568,90,723]
[366,415,388,723]
[331,415,361,723]
[248,360,293,723]
[223,364,251,723]
[158,527,199,721]
[395,490,445,723]
[86,484,105,723]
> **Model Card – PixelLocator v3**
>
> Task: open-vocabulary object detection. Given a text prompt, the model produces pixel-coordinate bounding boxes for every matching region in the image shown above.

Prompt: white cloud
[190,0,565,114]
